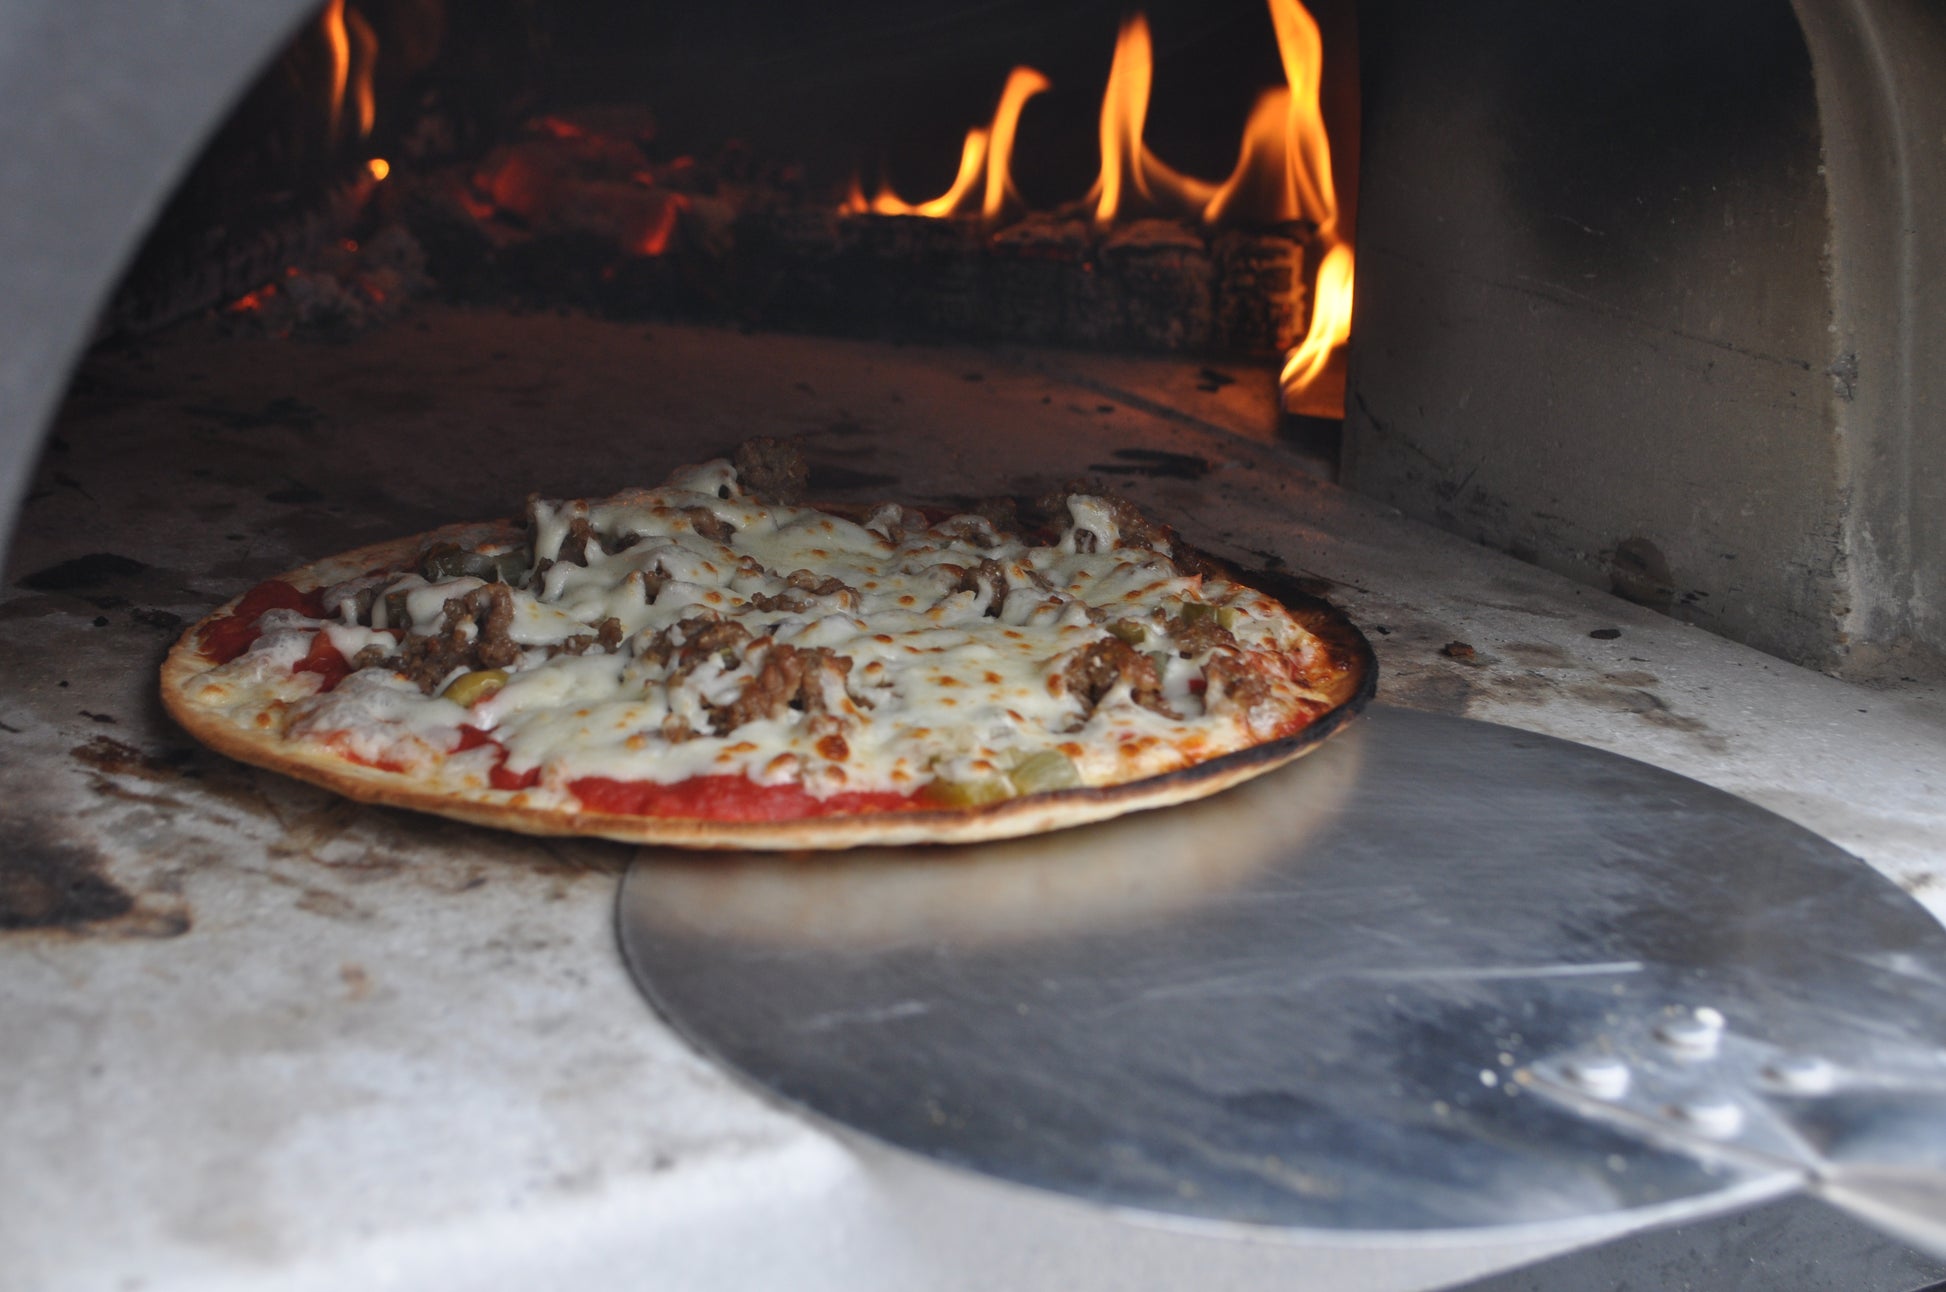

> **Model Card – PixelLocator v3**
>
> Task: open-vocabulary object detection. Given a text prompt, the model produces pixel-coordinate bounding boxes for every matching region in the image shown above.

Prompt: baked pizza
[162,441,1373,848]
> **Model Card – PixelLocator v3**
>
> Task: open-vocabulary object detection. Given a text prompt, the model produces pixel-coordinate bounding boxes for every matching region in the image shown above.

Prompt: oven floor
[3,308,1942,1291]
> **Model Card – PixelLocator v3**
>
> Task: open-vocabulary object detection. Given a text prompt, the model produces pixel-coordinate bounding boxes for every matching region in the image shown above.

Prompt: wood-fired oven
[1,3,1943,1290]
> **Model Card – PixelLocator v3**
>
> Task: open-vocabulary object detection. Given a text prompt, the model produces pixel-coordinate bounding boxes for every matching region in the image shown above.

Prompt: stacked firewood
[384,107,1313,359]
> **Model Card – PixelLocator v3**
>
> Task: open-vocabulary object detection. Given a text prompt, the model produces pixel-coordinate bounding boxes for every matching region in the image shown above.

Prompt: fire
[846,67,1050,221]
[367,157,391,182]
[347,5,379,141]
[322,0,351,143]
[843,0,1353,413]
[1254,0,1352,408]
[1280,242,1353,392]
[1088,16,1214,227]
[321,0,381,146]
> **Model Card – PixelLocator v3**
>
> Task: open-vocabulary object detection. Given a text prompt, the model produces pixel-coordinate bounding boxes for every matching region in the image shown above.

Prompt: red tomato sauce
[293,633,352,692]
[455,726,542,791]
[568,773,922,821]
[200,580,329,663]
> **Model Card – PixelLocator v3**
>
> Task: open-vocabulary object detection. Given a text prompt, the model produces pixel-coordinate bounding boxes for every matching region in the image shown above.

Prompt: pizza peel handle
[619,705,1946,1248]
[1526,1001,1946,1257]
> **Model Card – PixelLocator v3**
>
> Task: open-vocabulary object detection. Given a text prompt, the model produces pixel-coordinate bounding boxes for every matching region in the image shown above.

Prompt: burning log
[717,207,1306,357]
[385,129,1313,360]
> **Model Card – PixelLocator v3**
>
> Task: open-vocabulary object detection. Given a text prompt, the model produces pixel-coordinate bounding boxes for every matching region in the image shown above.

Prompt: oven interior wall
[6,0,1942,680]
[1344,0,1946,679]
[0,0,318,562]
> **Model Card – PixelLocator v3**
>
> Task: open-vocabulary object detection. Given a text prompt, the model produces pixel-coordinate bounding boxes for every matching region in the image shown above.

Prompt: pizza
[162,441,1373,849]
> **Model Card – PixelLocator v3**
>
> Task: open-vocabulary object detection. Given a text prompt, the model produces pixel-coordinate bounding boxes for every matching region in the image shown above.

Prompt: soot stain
[1501,642,1578,669]
[1385,670,1479,716]
[183,396,320,431]
[807,463,900,492]
[0,821,134,930]
[0,817,189,938]
[16,552,150,592]
[71,735,196,781]
[1086,449,1211,481]
[1600,670,1661,688]
[266,478,325,505]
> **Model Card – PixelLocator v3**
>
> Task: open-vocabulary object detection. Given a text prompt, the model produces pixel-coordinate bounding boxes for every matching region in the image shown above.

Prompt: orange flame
[322,0,380,147]
[837,0,1353,413]
[1267,0,1336,237]
[847,67,1049,220]
[322,0,351,144]
[347,5,379,142]
[1088,16,1214,227]
[1281,241,1353,392]
[1258,0,1350,409]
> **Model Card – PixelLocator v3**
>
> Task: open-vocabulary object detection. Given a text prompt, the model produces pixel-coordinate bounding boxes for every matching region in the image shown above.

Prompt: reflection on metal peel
[628,730,1362,951]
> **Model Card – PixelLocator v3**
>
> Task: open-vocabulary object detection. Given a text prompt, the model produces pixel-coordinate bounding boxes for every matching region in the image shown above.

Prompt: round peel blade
[618,705,1946,1238]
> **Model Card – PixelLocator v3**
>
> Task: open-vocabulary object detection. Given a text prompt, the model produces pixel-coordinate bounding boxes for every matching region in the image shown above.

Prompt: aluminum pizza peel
[616,704,1946,1256]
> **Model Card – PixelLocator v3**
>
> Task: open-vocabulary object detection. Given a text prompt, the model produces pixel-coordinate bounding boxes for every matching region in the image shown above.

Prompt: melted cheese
[211,463,1331,805]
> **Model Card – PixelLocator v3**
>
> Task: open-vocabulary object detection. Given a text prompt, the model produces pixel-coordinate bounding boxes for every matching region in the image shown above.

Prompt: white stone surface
[1,315,1940,1291]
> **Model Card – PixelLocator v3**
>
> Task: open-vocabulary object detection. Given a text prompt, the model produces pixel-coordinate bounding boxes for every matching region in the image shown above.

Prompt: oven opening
[108,0,1358,421]
[59,0,1945,682]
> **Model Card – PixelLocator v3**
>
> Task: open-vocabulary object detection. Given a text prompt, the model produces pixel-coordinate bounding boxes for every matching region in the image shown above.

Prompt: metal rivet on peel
[1561,1055,1631,1100]
[1763,1054,1836,1095]
[1655,1008,1725,1057]
[1667,1097,1744,1139]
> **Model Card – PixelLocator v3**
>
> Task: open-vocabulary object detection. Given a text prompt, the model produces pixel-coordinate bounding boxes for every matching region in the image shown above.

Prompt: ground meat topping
[732,436,809,505]
[950,558,1011,615]
[864,503,931,546]
[1170,614,1239,659]
[558,514,600,566]
[665,619,755,685]
[1203,655,1278,730]
[550,616,625,658]
[970,496,1021,533]
[1092,494,1175,555]
[706,644,853,734]
[387,583,523,693]
[1059,638,1170,717]
[934,515,1002,549]
[682,506,736,544]
[1037,485,1180,560]
[637,612,716,667]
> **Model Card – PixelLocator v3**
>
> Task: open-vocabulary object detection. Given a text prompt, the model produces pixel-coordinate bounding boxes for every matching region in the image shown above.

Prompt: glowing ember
[367,157,391,181]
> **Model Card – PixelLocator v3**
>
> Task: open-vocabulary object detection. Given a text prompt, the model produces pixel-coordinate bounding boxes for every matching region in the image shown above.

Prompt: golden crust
[161,516,1375,850]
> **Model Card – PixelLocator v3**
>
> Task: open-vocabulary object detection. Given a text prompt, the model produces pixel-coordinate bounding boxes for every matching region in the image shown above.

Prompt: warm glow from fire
[1202,89,1294,227]
[367,157,391,181]
[846,67,1049,221]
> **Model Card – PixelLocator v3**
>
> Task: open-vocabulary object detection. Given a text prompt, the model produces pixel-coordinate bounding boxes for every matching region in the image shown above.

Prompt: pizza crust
[162,507,1375,851]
